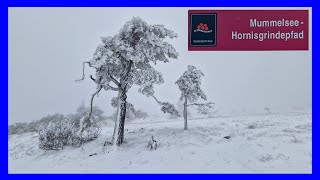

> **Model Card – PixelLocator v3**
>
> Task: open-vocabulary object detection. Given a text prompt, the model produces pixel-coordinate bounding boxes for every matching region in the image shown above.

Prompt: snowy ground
[9,112,312,173]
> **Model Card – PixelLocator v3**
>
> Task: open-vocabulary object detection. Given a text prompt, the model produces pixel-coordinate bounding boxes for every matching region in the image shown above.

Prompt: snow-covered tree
[76,17,178,146]
[264,107,271,115]
[175,65,214,130]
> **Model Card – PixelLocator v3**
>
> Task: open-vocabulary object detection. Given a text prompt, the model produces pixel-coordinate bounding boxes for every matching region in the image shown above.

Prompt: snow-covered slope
[9,113,312,173]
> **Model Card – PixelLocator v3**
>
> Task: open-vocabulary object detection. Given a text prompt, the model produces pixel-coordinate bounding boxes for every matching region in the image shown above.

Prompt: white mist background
[9,8,312,124]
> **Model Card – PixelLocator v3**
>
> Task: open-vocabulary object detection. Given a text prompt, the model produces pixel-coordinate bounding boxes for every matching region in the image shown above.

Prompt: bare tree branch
[75,61,96,83]
[105,66,121,87]
[88,86,103,118]
[109,74,121,87]
[90,75,96,82]
[105,84,119,91]
[151,95,162,104]
[187,102,214,107]
[89,74,119,91]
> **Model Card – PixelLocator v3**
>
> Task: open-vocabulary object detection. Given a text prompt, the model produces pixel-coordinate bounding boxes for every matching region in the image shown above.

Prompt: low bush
[9,104,106,135]
[38,121,75,150]
[9,113,66,135]
[9,122,29,135]
[38,119,101,150]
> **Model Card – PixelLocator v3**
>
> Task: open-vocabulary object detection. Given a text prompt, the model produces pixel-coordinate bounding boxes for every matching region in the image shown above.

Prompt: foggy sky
[9,8,312,124]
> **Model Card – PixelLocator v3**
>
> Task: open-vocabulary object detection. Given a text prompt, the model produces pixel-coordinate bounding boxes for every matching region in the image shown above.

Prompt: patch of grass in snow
[255,131,268,138]
[258,154,273,162]
[290,136,304,144]
[276,153,290,160]
[295,123,312,131]
[282,128,302,134]
[247,124,257,129]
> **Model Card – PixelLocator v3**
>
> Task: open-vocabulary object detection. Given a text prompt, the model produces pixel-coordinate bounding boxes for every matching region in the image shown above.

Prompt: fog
[9,8,312,124]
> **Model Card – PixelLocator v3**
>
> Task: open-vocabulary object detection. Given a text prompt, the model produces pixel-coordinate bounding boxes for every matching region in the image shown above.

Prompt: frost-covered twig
[188,102,214,107]
[106,67,121,87]
[89,86,103,118]
[75,61,96,83]
[151,95,161,104]
[105,84,120,91]
[89,75,119,91]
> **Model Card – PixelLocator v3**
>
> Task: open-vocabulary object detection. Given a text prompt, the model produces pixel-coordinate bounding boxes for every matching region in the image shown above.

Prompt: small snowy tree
[175,65,214,130]
[76,17,178,146]
[264,107,271,115]
[68,102,106,128]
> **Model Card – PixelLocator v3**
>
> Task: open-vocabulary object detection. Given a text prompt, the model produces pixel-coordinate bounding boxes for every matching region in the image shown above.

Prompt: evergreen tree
[176,65,214,130]
[76,17,178,146]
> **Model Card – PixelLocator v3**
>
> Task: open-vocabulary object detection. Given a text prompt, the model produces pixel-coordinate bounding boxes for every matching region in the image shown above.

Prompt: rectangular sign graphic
[188,10,309,51]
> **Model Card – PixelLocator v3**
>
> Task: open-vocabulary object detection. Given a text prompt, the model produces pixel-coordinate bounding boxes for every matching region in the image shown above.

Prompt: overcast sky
[9,8,312,124]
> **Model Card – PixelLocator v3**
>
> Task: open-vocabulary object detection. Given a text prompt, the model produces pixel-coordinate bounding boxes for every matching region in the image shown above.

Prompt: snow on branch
[75,61,96,83]
[175,65,211,104]
[88,86,103,118]
[75,17,179,145]
[105,84,120,91]
[151,95,161,104]
[151,95,180,116]
[187,102,214,107]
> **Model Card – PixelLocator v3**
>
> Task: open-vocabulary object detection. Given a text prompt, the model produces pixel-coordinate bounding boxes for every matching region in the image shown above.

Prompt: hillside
[9,113,312,173]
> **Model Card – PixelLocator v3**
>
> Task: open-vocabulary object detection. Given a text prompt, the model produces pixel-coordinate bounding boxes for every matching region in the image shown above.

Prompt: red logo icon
[197,23,209,31]
[194,22,212,33]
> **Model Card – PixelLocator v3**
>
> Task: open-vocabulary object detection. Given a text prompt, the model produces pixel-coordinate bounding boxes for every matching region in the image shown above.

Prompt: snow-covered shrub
[9,113,66,135]
[247,124,257,129]
[75,112,102,147]
[9,122,29,135]
[9,106,105,136]
[80,125,101,142]
[290,136,303,143]
[38,116,101,150]
[38,121,75,150]
[38,113,66,127]
[71,124,101,147]
[259,154,273,162]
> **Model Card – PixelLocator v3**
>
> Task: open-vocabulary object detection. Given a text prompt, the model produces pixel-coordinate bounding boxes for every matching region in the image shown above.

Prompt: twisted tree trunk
[116,88,127,145]
[183,96,188,130]
[112,60,132,146]
[111,88,128,146]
